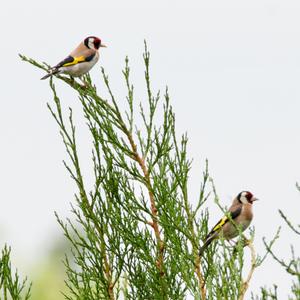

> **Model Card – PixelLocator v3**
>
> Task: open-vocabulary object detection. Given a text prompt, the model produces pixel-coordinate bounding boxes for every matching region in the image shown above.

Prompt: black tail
[199,236,215,256]
[40,69,59,80]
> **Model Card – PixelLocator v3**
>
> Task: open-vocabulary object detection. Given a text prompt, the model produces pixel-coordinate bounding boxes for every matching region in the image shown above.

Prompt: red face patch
[93,38,101,49]
[245,192,253,201]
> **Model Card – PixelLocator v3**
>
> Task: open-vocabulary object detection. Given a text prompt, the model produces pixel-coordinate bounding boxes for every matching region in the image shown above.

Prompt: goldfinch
[199,191,258,256]
[41,36,106,80]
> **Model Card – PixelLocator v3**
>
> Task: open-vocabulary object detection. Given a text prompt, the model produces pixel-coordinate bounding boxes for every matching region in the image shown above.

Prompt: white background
[1,0,300,298]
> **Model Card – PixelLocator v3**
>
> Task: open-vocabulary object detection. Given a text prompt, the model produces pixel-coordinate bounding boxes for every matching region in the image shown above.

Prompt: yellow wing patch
[212,216,228,232]
[63,56,86,67]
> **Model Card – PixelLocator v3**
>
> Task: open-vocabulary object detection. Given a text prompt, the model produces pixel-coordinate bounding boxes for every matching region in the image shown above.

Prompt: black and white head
[84,36,106,50]
[237,191,258,204]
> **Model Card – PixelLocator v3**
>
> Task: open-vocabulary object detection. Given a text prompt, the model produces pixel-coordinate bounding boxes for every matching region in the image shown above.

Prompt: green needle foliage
[19,44,278,299]
[0,245,31,300]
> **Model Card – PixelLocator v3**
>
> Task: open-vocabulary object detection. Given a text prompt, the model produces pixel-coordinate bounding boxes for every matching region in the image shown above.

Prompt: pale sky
[1,0,300,298]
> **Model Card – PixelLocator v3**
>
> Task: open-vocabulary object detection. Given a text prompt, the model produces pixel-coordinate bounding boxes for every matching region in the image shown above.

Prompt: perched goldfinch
[199,191,258,256]
[41,36,106,80]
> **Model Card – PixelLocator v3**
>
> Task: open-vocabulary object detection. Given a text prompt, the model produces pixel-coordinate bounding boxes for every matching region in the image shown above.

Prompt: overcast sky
[1,0,300,298]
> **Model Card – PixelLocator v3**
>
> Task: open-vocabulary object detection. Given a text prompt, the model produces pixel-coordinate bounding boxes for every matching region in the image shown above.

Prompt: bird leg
[78,76,89,88]
[232,237,250,255]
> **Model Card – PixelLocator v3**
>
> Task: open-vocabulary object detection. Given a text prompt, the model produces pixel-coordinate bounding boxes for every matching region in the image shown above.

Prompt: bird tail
[40,69,59,80]
[199,236,215,256]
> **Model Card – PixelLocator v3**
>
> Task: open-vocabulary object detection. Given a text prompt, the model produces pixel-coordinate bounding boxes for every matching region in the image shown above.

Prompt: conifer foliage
[11,45,298,299]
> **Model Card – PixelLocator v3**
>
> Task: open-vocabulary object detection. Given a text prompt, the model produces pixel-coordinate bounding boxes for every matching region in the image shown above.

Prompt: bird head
[84,36,106,50]
[237,191,258,204]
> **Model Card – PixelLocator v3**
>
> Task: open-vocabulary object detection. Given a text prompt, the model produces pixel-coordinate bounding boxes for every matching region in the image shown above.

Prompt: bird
[41,36,106,80]
[199,191,258,256]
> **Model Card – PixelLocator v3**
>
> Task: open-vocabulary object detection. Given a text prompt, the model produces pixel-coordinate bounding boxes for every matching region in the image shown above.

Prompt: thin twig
[238,241,256,300]
[279,209,300,235]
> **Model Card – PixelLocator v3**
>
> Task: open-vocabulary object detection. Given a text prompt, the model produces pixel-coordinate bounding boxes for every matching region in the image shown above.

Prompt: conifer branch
[20,44,282,299]
[238,241,256,300]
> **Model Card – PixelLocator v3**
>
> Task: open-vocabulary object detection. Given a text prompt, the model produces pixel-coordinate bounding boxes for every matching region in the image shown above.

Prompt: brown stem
[53,104,115,299]
[195,255,206,299]
[126,132,165,276]
[189,224,206,298]
[183,186,206,298]
[99,234,115,300]
[238,241,256,300]
[73,150,115,299]
[79,190,115,300]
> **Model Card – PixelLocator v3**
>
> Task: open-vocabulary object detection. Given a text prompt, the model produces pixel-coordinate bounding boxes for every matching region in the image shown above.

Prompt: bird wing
[54,56,76,68]
[54,53,96,68]
[206,206,242,238]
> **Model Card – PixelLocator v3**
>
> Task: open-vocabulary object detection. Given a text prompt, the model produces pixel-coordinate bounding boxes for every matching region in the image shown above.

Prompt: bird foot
[80,82,89,89]
[78,77,90,89]
[242,238,251,247]
[232,237,251,255]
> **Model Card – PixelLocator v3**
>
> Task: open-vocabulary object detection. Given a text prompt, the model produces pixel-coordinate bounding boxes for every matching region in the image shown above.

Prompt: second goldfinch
[199,191,258,256]
[41,36,106,80]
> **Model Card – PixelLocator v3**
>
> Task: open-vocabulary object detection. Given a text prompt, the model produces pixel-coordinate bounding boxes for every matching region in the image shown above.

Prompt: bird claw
[232,237,251,255]
[78,77,89,89]
[243,238,251,246]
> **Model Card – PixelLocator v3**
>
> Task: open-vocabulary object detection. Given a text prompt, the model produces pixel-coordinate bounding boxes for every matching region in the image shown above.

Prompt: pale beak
[100,44,107,48]
[251,197,259,202]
